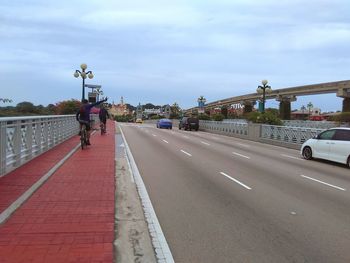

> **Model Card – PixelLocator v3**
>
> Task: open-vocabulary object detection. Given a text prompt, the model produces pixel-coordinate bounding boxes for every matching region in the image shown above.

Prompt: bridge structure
[0,113,348,262]
[184,80,350,118]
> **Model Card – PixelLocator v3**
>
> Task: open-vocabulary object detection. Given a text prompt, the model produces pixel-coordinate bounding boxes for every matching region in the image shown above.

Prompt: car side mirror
[314,134,320,139]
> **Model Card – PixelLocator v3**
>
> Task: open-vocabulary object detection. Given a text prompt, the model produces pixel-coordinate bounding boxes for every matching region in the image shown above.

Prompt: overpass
[185,80,350,118]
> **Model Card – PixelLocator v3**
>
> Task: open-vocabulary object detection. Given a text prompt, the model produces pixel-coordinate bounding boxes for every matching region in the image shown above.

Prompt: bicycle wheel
[80,126,87,149]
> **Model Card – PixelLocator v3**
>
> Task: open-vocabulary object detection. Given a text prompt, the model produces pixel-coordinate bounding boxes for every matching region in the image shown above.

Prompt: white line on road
[152,134,157,137]
[220,172,252,190]
[236,143,249,148]
[281,154,304,161]
[300,175,346,191]
[180,150,192,156]
[162,139,169,144]
[232,152,250,159]
[201,141,210,146]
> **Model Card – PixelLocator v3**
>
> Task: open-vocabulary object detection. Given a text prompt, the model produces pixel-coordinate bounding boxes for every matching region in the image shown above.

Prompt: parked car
[135,118,143,124]
[156,118,173,129]
[301,127,350,167]
[179,117,199,131]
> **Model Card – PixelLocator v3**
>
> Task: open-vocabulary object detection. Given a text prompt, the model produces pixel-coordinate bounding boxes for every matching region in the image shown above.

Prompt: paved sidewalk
[0,121,116,263]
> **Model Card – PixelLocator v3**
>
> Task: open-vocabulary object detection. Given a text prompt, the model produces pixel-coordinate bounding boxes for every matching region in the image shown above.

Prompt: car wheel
[170,127,172,130]
[302,146,313,160]
[347,156,350,168]
[179,126,181,130]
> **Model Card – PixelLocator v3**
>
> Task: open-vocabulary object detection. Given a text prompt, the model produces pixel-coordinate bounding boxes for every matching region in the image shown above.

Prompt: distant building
[109,96,130,116]
[291,107,325,120]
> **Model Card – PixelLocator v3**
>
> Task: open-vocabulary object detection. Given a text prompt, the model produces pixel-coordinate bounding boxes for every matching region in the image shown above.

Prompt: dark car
[157,118,173,129]
[179,117,199,131]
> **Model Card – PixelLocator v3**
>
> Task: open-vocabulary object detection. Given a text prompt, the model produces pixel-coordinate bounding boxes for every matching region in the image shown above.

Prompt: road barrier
[199,120,328,150]
[0,114,99,177]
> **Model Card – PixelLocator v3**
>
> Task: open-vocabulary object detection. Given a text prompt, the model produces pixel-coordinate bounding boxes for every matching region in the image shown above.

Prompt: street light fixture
[256,79,272,113]
[73,63,94,101]
[197,96,206,114]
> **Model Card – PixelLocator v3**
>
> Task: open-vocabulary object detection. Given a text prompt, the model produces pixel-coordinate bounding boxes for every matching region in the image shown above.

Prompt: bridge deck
[0,121,115,263]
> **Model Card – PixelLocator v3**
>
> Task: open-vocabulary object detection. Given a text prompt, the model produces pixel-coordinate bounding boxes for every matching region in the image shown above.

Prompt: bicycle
[79,120,89,149]
[100,122,106,135]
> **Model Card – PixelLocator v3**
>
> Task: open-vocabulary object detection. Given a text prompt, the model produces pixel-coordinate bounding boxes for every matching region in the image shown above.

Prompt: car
[301,127,350,167]
[156,118,173,129]
[135,118,143,124]
[179,117,199,131]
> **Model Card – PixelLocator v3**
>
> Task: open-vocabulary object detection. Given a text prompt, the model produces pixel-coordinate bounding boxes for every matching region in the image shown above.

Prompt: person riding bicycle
[99,104,110,133]
[76,97,108,145]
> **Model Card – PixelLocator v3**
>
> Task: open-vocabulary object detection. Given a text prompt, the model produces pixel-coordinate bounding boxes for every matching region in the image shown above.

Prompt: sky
[1,0,350,112]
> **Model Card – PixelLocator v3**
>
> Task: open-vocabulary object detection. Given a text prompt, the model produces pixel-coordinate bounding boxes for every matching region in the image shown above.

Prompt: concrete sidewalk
[0,121,115,263]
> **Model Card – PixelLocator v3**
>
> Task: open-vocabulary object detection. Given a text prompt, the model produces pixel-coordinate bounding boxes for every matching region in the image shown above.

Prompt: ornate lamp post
[256,79,272,113]
[73,63,94,101]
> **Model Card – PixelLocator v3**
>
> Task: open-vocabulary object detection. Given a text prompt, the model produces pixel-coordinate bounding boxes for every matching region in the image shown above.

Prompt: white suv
[301,127,350,167]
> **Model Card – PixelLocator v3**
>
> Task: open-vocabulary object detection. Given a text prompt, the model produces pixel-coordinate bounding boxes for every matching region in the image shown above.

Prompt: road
[120,123,350,263]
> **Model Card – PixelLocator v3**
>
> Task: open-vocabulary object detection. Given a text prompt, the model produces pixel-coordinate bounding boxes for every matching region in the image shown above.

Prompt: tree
[55,99,81,114]
[16,101,36,114]
[307,102,313,118]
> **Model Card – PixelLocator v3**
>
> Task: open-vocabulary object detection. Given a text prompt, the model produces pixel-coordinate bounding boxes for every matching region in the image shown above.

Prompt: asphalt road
[120,123,350,263]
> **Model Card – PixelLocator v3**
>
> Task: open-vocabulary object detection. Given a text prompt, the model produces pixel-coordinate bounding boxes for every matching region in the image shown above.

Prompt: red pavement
[0,121,116,263]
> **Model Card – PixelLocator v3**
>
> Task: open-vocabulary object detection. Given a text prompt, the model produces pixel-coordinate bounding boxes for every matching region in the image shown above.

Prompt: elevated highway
[185,80,350,117]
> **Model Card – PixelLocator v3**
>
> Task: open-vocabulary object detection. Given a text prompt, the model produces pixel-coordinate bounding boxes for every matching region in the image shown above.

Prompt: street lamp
[197,96,206,114]
[73,63,94,101]
[256,79,272,113]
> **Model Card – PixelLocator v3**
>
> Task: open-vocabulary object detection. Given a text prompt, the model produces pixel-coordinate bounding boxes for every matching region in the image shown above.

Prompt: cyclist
[76,97,108,145]
[99,104,110,133]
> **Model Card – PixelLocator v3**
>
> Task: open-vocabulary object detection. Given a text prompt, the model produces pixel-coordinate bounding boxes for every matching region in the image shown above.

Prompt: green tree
[16,101,36,114]
[55,99,81,114]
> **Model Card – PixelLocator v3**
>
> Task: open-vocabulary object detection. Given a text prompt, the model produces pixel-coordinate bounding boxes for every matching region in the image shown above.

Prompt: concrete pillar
[276,95,296,120]
[337,89,350,112]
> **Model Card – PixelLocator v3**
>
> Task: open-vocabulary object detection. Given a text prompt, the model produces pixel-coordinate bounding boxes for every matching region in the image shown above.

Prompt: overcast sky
[1,0,350,111]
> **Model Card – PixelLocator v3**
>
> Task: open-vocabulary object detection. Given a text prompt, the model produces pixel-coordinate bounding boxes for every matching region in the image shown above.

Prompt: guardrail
[261,125,324,145]
[199,120,248,138]
[198,120,330,150]
[0,115,98,177]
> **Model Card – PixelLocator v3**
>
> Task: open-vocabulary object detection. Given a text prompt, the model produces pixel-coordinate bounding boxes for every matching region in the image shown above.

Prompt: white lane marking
[300,175,346,191]
[201,141,210,146]
[119,125,175,262]
[162,139,169,144]
[180,150,192,157]
[281,154,304,161]
[236,143,249,148]
[183,135,189,139]
[232,152,250,159]
[220,172,252,190]
[152,134,157,137]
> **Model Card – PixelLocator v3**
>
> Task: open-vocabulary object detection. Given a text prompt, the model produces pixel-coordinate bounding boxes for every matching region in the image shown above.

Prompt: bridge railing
[282,120,337,129]
[199,120,249,138]
[198,120,329,149]
[260,125,324,145]
[0,115,98,177]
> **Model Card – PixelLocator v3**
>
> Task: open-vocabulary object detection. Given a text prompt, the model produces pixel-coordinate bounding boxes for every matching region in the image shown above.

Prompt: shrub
[198,113,211,120]
[329,112,350,123]
[211,113,225,121]
[246,111,283,125]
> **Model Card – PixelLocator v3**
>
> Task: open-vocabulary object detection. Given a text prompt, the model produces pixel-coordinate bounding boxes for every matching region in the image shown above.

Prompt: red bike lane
[0,121,116,263]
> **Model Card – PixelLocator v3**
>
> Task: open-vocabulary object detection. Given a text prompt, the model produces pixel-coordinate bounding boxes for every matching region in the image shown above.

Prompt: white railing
[282,120,337,129]
[0,115,82,177]
[261,125,324,145]
[199,120,248,136]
